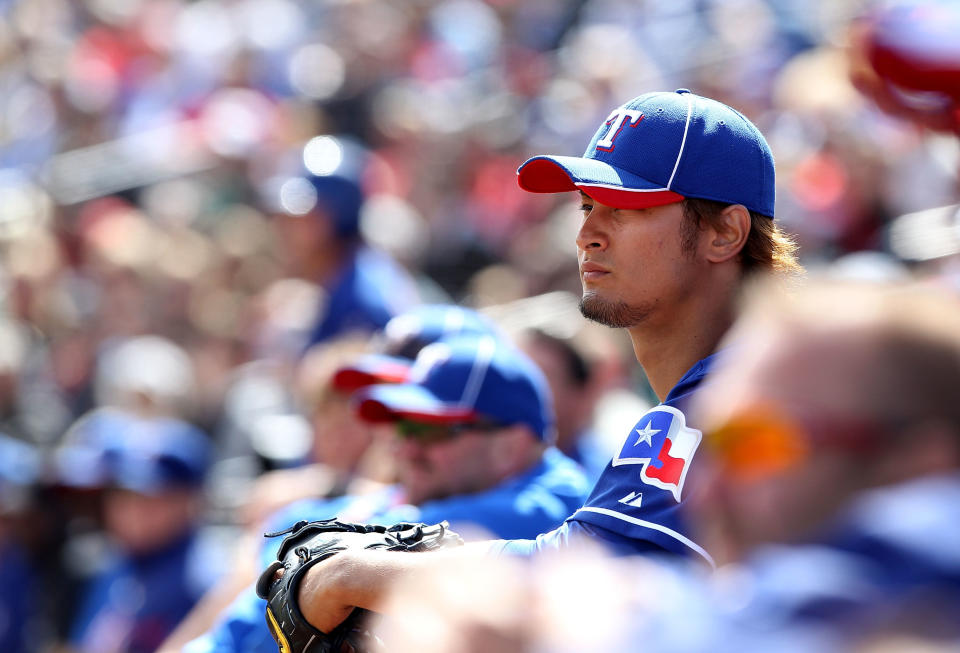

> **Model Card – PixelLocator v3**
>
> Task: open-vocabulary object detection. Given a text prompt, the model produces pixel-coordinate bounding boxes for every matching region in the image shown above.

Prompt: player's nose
[575,210,610,252]
[392,435,425,460]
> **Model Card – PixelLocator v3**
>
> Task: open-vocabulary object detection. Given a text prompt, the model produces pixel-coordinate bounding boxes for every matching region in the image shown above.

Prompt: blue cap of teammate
[332,305,499,391]
[276,135,369,238]
[56,411,211,494]
[354,334,555,442]
[517,89,775,218]
[106,417,212,494]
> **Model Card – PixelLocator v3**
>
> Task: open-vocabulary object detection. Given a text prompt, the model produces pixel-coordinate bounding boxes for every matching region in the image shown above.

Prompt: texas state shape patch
[612,405,702,502]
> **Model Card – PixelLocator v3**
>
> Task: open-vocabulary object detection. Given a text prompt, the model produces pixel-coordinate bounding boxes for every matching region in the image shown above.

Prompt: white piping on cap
[459,335,496,407]
[443,308,466,335]
[666,93,694,191]
[576,182,670,193]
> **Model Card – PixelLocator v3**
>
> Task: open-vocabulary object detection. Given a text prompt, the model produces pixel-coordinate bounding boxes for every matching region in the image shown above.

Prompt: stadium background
[0,0,958,651]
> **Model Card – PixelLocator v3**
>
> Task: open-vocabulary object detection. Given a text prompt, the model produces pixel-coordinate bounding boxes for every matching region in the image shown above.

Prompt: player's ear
[704,204,750,264]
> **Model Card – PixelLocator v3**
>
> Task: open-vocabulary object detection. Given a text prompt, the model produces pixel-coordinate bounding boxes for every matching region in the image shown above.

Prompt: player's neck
[627,288,735,402]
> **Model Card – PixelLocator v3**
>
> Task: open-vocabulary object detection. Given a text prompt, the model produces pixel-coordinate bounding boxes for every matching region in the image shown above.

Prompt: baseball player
[179,334,590,653]
[269,135,421,347]
[270,89,803,635]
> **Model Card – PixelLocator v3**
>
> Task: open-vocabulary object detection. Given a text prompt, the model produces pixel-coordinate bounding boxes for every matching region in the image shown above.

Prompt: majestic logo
[595,108,643,152]
[612,405,702,502]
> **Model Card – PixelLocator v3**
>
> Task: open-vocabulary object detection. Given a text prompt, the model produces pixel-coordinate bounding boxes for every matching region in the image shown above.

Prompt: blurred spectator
[63,413,225,653]
[237,335,383,529]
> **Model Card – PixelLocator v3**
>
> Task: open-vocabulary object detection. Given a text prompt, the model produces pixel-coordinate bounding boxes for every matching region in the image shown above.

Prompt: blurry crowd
[1,0,959,652]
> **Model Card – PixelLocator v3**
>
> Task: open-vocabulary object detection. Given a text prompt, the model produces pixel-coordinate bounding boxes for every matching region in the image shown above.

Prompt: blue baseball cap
[354,335,555,442]
[56,411,212,494]
[332,305,500,391]
[381,305,500,359]
[55,409,136,488]
[275,135,369,238]
[106,417,212,494]
[517,89,775,218]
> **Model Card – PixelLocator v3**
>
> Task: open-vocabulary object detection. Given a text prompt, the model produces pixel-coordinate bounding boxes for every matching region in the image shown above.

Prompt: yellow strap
[265,606,292,653]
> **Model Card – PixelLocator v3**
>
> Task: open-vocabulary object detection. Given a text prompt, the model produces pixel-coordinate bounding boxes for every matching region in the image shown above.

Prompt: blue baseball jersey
[307,246,420,346]
[0,538,33,653]
[185,448,590,653]
[70,530,225,653]
[565,427,619,486]
[492,354,718,566]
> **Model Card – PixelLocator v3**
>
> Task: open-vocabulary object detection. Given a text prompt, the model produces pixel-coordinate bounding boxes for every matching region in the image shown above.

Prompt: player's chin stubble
[578,292,651,328]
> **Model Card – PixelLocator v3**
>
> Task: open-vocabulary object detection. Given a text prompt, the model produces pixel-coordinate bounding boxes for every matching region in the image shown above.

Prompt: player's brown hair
[680,198,803,277]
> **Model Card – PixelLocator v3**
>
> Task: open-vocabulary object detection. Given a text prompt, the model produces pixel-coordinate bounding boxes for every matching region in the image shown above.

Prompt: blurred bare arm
[155,533,260,653]
[296,542,494,633]
[239,464,346,528]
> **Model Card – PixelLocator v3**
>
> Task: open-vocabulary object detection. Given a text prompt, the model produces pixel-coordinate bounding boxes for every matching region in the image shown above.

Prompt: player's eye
[579,203,593,213]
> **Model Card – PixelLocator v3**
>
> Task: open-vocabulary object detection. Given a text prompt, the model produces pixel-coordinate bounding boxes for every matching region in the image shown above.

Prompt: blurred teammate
[849,0,960,135]
[243,304,501,525]
[518,327,616,483]
[159,305,501,651]
[287,89,803,633]
[268,135,421,346]
[65,414,221,653]
[178,334,589,653]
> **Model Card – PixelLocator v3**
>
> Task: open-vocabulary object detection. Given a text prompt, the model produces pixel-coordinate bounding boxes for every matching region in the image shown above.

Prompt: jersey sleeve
[401,449,589,540]
[566,403,714,566]
[486,520,674,557]
[182,586,277,653]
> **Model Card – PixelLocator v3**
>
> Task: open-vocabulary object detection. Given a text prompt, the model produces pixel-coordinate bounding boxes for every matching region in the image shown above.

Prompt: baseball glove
[255,518,463,653]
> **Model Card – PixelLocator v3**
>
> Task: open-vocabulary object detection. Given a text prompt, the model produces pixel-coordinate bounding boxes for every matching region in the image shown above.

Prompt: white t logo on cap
[596,108,643,152]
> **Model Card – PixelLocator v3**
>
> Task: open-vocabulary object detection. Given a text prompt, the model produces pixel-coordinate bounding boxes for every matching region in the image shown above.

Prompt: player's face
[391,423,500,505]
[576,193,705,329]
